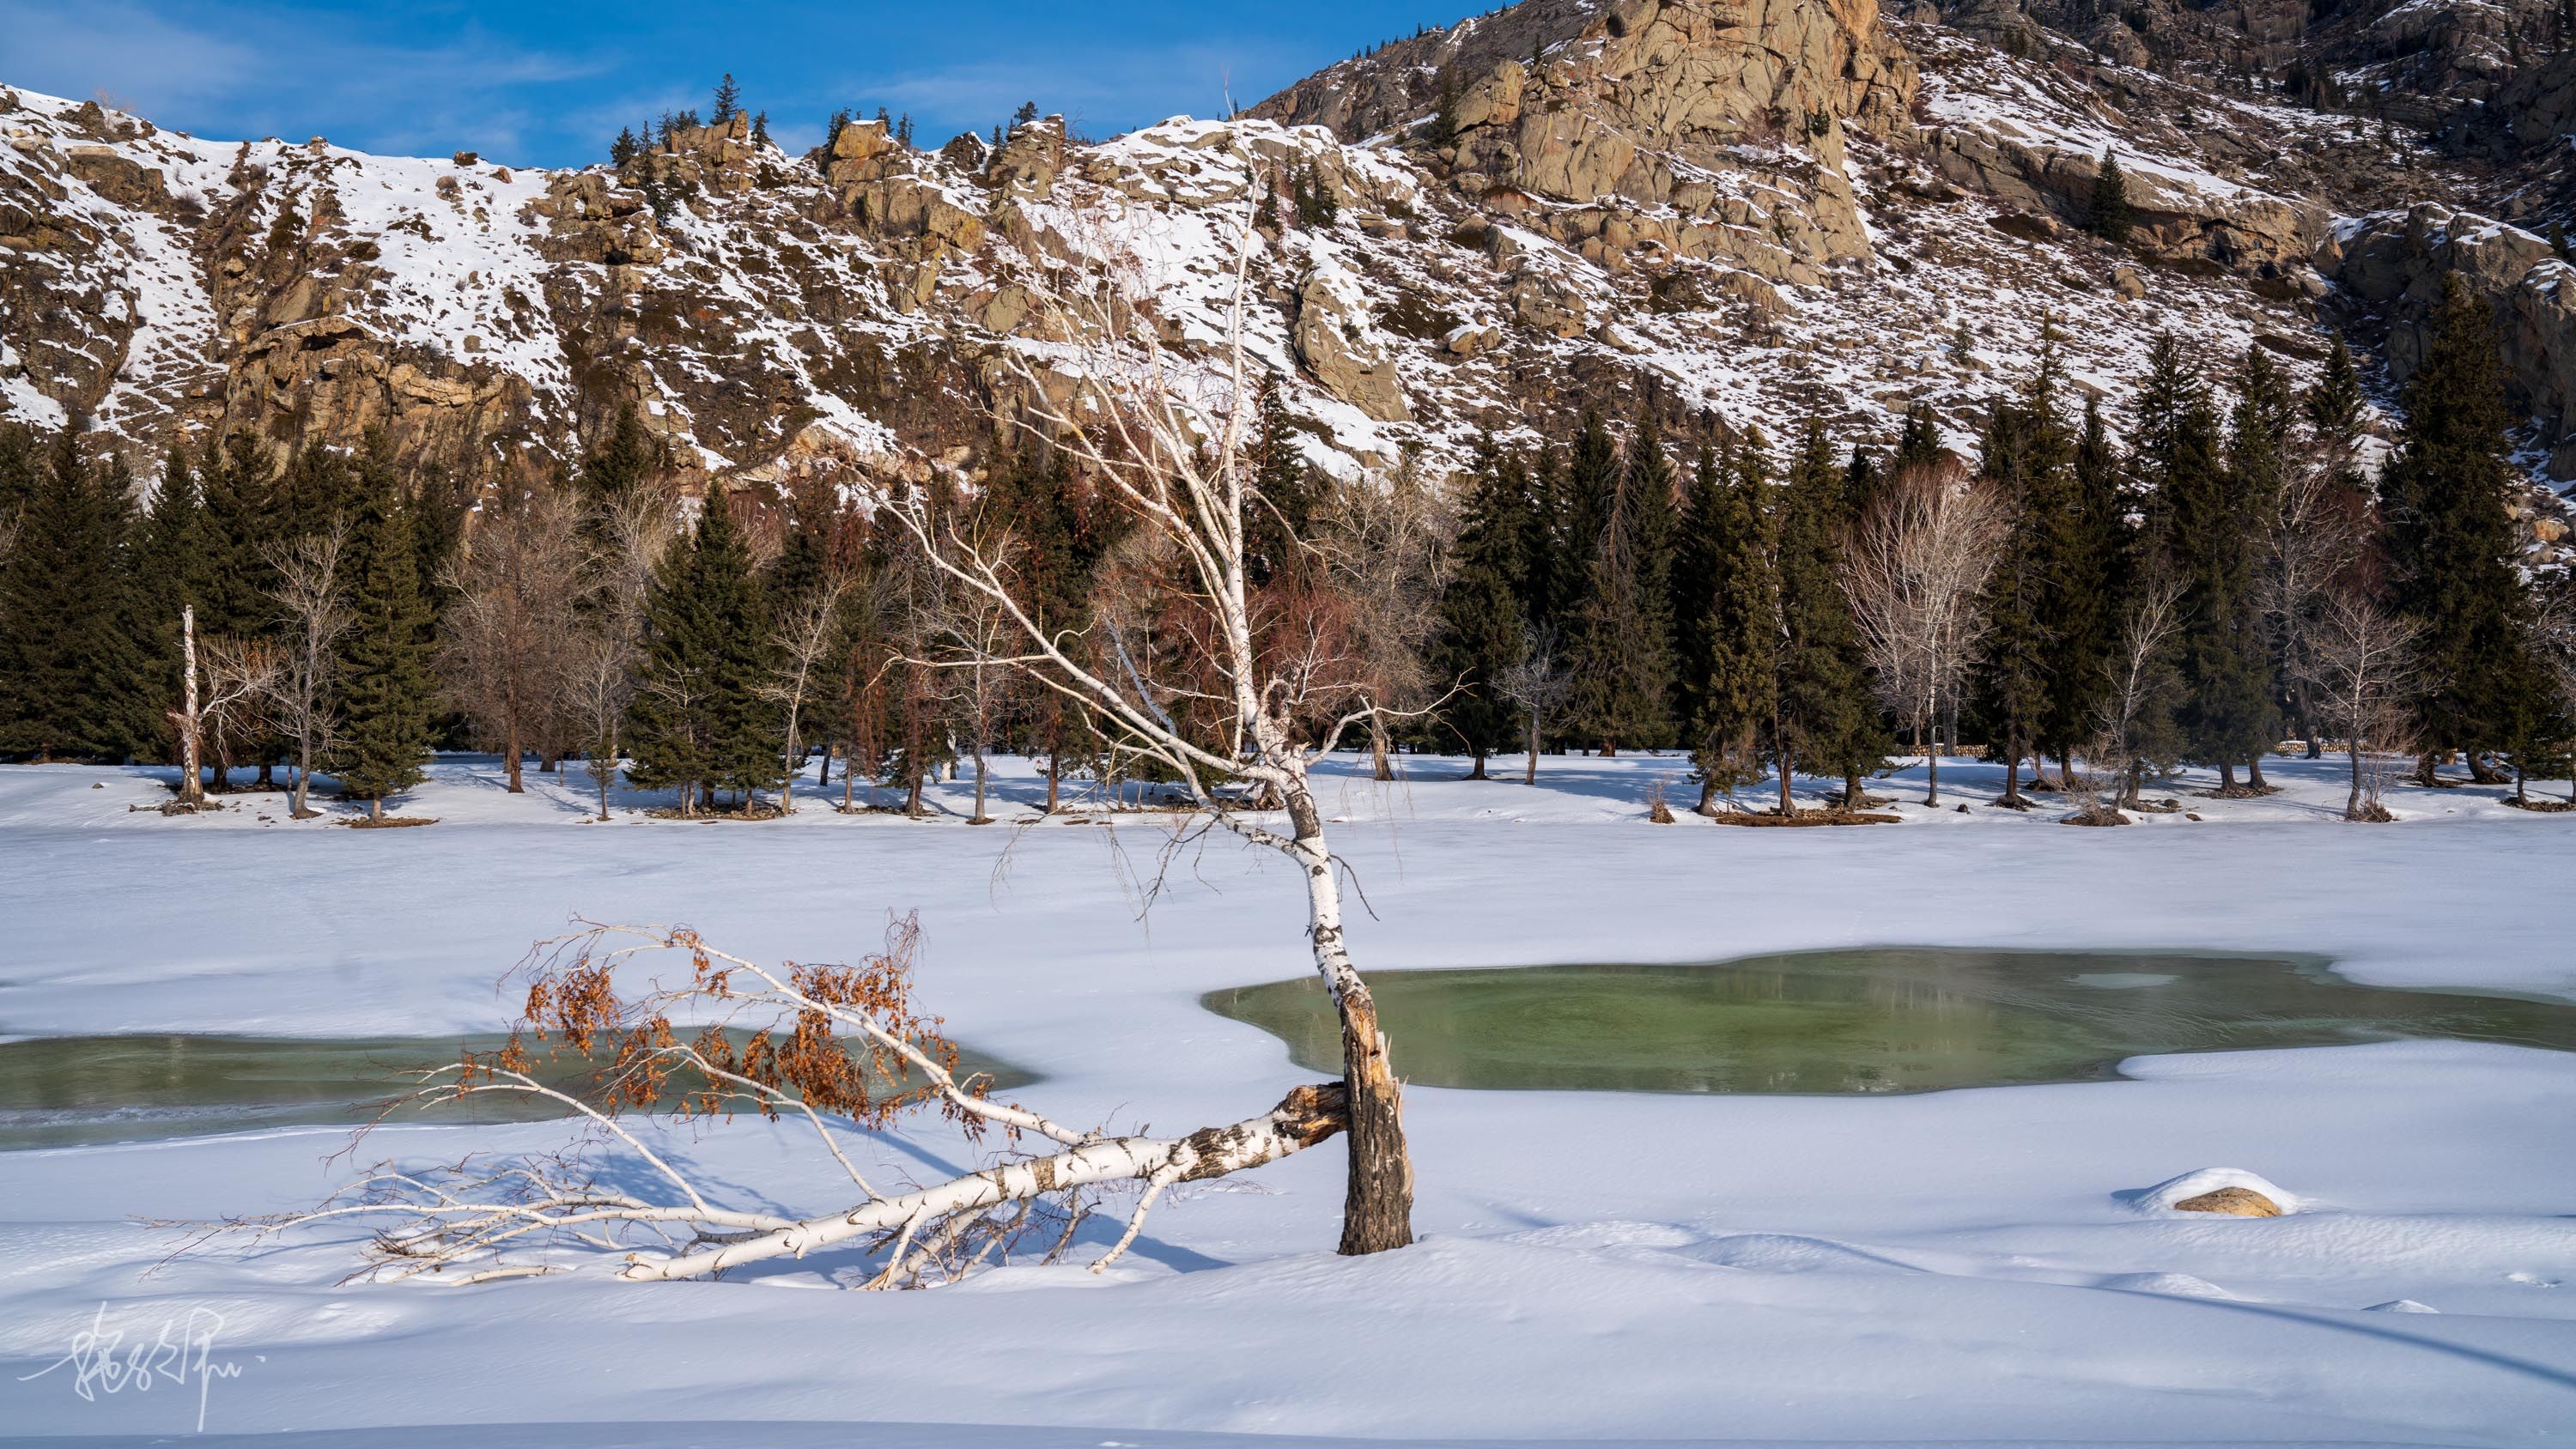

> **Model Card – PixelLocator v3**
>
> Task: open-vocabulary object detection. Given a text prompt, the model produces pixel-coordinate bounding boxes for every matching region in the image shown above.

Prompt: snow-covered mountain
[2,0,2571,537]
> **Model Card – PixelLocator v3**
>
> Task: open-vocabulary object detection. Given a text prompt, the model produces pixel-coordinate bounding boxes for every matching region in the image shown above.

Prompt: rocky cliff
[2,0,2571,527]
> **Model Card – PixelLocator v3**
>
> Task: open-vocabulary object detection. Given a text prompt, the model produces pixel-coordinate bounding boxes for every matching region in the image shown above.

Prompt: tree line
[1424,280,2576,819]
[1,281,2569,823]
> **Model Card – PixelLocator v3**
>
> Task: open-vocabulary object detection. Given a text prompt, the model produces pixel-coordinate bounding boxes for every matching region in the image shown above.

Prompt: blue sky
[3,1,1469,166]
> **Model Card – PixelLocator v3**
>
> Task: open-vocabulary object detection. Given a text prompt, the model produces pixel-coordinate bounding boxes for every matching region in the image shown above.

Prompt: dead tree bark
[191,924,1349,1287]
[896,196,1419,1253]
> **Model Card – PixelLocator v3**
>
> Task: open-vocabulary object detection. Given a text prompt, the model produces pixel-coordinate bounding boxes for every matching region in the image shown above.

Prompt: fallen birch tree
[190,919,1346,1287]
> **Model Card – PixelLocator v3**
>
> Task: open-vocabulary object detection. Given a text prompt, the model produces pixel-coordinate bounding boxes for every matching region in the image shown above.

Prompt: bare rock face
[1923,130,2324,273]
[1257,0,1916,286]
[985,116,1066,198]
[2334,204,2576,476]
[1295,271,1411,422]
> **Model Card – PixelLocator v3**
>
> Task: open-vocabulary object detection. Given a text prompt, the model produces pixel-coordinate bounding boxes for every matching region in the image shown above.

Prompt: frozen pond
[1203,949,2576,1094]
[0,1032,1036,1150]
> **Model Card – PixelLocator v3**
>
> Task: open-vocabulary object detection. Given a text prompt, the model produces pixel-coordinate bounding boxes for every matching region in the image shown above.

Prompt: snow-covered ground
[3,754,2574,1446]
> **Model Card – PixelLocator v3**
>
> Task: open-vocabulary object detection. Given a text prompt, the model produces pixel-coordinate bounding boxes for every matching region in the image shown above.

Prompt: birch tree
[1840,460,2001,806]
[2302,590,2427,822]
[2086,570,2187,817]
[193,921,1351,1286]
[264,521,354,818]
[763,570,852,815]
[894,203,1416,1254]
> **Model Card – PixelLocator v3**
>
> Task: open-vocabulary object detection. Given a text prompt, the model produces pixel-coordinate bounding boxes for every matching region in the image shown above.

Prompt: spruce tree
[1568,420,1675,755]
[2304,334,2369,489]
[2380,276,2548,778]
[1673,439,1777,809]
[578,404,659,507]
[194,433,279,646]
[1893,402,1944,478]
[626,486,776,814]
[2159,359,2271,789]
[697,488,777,809]
[1434,436,1531,778]
[331,437,435,818]
[1246,374,1320,587]
[1520,444,1572,629]
[712,74,741,125]
[2046,395,2124,774]
[0,433,149,761]
[1561,409,1621,594]
[129,446,209,762]
[2089,152,2132,245]
[1973,381,2065,806]
[1768,420,1871,812]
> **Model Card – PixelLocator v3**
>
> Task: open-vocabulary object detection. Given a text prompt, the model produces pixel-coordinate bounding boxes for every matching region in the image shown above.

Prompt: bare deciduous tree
[1317,453,1454,781]
[198,633,282,791]
[893,203,1417,1254]
[566,488,679,821]
[191,921,1350,1287]
[440,491,587,794]
[763,571,854,815]
[2302,589,2427,822]
[1840,460,2001,807]
[2258,462,2367,759]
[2082,570,2188,819]
[1496,621,1574,786]
[264,521,354,819]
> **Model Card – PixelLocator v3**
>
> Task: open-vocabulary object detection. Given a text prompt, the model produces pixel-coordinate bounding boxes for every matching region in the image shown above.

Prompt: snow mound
[1686,1233,1925,1276]
[2099,1271,2250,1300]
[2365,1299,2441,1313]
[2124,1167,2301,1216]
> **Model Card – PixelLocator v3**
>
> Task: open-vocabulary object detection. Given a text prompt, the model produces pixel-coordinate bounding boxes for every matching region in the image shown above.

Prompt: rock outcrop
[2332,204,2576,476]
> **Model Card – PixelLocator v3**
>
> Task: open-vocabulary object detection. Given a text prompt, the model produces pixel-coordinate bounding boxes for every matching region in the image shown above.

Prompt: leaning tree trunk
[1282,779,1412,1255]
[2246,753,2269,791]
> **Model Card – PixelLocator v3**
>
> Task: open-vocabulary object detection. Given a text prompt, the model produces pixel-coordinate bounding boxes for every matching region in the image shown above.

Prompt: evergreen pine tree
[194,433,279,646]
[1433,436,1531,778]
[1427,71,1461,150]
[2089,152,2132,245]
[2158,358,2272,788]
[129,446,209,762]
[1673,438,1777,809]
[711,74,741,125]
[1893,402,1944,477]
[0,433,149,760]
[2381,276,2549,778]
[2046,395,2125,773]
[578,404,659,506]
[1245,374,1320,586]
[1768,421,1871,812]
[330,436,435,818]
[696,488,778,809]
[1520,444,1571,630]
[1974,380,2065,806]
[611,126,641,168]
[2304,334,2368,485]
[750,112,770,149]
[1566,432,1674,755]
